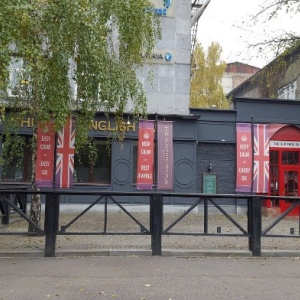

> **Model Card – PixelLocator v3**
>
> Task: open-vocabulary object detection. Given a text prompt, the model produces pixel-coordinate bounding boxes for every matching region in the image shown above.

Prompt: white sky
[196,0,300,68]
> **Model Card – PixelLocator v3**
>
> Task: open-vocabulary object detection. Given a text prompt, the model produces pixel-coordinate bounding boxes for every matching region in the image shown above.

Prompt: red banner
[55,118,75,188]
[236,123,252,193]
[137,120,155,190]
[35,122,55,188]
[157,121,173,190]
[253,124,269,193]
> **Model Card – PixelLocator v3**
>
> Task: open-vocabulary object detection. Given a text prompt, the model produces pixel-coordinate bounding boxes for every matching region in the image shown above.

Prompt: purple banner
[157,121,174,190]
[236,123,252,193]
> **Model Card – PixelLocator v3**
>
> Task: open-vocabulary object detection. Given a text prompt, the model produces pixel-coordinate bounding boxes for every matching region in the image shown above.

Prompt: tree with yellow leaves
[190,42,229,109]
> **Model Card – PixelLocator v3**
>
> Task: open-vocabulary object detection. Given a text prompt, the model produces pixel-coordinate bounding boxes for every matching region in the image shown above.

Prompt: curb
[1,249,300,258]
[0,249,251,258]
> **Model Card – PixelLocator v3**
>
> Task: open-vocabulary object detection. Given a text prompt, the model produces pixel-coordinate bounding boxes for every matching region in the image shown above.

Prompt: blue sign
[164,0,172,8]
[165,53,172,61]
[151,0,173,16]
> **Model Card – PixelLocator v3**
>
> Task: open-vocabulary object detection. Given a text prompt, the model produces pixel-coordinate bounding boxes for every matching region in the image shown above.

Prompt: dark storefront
[2,98,300,214]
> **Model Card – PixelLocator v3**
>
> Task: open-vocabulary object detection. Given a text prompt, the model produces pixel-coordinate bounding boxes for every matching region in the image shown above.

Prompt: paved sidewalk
[1,256,300,300]
[1,211,300,257]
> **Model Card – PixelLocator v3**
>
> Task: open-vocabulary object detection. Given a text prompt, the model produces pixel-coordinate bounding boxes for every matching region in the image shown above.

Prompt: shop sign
[141,50,174,64]
[236,123,252,193]
[270,140,300,148]
[137,120,155,190]
[150,0,175,17]
[157,121,173,190]
[20,117,136,133]
[35,122,55,188]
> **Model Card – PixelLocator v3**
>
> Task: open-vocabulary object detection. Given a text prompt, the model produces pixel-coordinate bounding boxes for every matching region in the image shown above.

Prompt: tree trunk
[28,126,41,232]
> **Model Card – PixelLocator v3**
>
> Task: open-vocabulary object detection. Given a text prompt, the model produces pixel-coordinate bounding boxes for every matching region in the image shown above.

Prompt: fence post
[0,193,10,225]
[249,196,262,256]
[44,192,59,257]
[151,193,163,256]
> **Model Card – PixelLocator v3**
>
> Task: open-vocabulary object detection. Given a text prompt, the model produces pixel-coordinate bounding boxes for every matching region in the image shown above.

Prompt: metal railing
[1,189,300,257]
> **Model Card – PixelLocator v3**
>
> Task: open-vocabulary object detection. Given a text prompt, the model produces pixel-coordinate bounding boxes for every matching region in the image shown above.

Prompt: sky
[196,0,299,68]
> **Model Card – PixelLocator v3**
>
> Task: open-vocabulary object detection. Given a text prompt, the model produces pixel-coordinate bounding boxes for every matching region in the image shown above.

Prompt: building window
[282,151,299,165]
[2,136,32,182]
[74,139,111,184]
[8,57,31,98]
[278,81,297,100]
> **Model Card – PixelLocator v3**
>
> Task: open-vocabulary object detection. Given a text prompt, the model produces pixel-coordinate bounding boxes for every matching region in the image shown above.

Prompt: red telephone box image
[268,125,300,216]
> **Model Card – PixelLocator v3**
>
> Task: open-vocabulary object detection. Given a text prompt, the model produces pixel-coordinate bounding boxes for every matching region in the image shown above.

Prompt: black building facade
[2,98,300,213]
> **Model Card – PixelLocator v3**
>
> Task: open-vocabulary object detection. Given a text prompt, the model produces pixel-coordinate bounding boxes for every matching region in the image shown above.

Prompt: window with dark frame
[282,151,299,165]
[74,139,111,184]
[2,135,32,182]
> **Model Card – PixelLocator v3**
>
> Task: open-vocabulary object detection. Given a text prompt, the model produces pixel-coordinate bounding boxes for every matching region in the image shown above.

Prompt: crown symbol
[241,135,247,142]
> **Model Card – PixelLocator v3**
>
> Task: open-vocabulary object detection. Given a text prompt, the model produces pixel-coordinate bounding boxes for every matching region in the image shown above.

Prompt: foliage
[0,0,160,229]
[0,0,161,144]
[241,1,300,100]
[251,0,300,58]
[251,40,300,100]
[190,42,229,109]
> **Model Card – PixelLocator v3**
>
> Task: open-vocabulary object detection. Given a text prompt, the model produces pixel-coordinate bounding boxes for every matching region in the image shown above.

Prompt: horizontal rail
[1,190,300,257]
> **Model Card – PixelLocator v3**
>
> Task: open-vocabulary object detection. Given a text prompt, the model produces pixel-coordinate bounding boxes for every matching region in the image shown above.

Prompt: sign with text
[236,123,252,193]
[150,0,175,17]
[157,121,173,190]
[270,140,300,148]
[203,174,217,194]
[35,122,55,188]
[137,120,155,190]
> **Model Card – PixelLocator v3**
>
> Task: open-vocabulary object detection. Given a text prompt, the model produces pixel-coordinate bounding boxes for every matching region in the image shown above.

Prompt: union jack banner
[55,117,75,188]
[253,124,270,193]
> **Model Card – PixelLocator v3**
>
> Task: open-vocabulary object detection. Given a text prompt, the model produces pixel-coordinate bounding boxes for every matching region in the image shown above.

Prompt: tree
[246,1,300,99]
[0,0,160,231]
[190,42,228,109]
[251,0,300,58]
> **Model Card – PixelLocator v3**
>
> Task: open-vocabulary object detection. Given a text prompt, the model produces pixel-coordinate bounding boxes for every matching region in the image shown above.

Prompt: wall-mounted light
[126,116,130,125]
[208,163,213,171]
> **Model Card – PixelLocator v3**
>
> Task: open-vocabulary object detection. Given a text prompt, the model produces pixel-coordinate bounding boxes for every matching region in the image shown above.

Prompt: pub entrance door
[280,167,299,215]
[269,149,300,215]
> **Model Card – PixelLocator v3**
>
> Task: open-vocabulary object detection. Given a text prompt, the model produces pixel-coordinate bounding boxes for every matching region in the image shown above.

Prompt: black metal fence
[1,189,300,257]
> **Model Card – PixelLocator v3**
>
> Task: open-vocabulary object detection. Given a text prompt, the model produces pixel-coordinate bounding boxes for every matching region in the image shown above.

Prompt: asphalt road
[1,256,300,300]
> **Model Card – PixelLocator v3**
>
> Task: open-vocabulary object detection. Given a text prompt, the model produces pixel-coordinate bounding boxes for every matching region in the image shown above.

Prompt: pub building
[2,97,300,216]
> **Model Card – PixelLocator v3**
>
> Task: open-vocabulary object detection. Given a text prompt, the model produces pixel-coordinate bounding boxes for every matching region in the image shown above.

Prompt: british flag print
[55,117,75,188]
[253,124,270,193]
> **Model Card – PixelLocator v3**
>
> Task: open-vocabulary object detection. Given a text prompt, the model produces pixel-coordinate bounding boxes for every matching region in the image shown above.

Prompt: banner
[253,124,270,193]
[35,122,56,188]
[157,121,173,190]
[137,120,155,190]
[55,118,75,188]
[236,123,252,193]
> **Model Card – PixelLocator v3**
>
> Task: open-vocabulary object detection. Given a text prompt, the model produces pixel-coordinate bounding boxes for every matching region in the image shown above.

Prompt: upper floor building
[227,44,300,101]
[222,62,260,95]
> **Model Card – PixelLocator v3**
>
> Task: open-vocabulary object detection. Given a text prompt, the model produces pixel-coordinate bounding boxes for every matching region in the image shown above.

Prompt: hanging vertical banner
[55,117,75,188]
[253,124,270,193]
[137,120,155,190]
[157,121,174,190]
[35,122,55,188]
[236,123,252,193]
